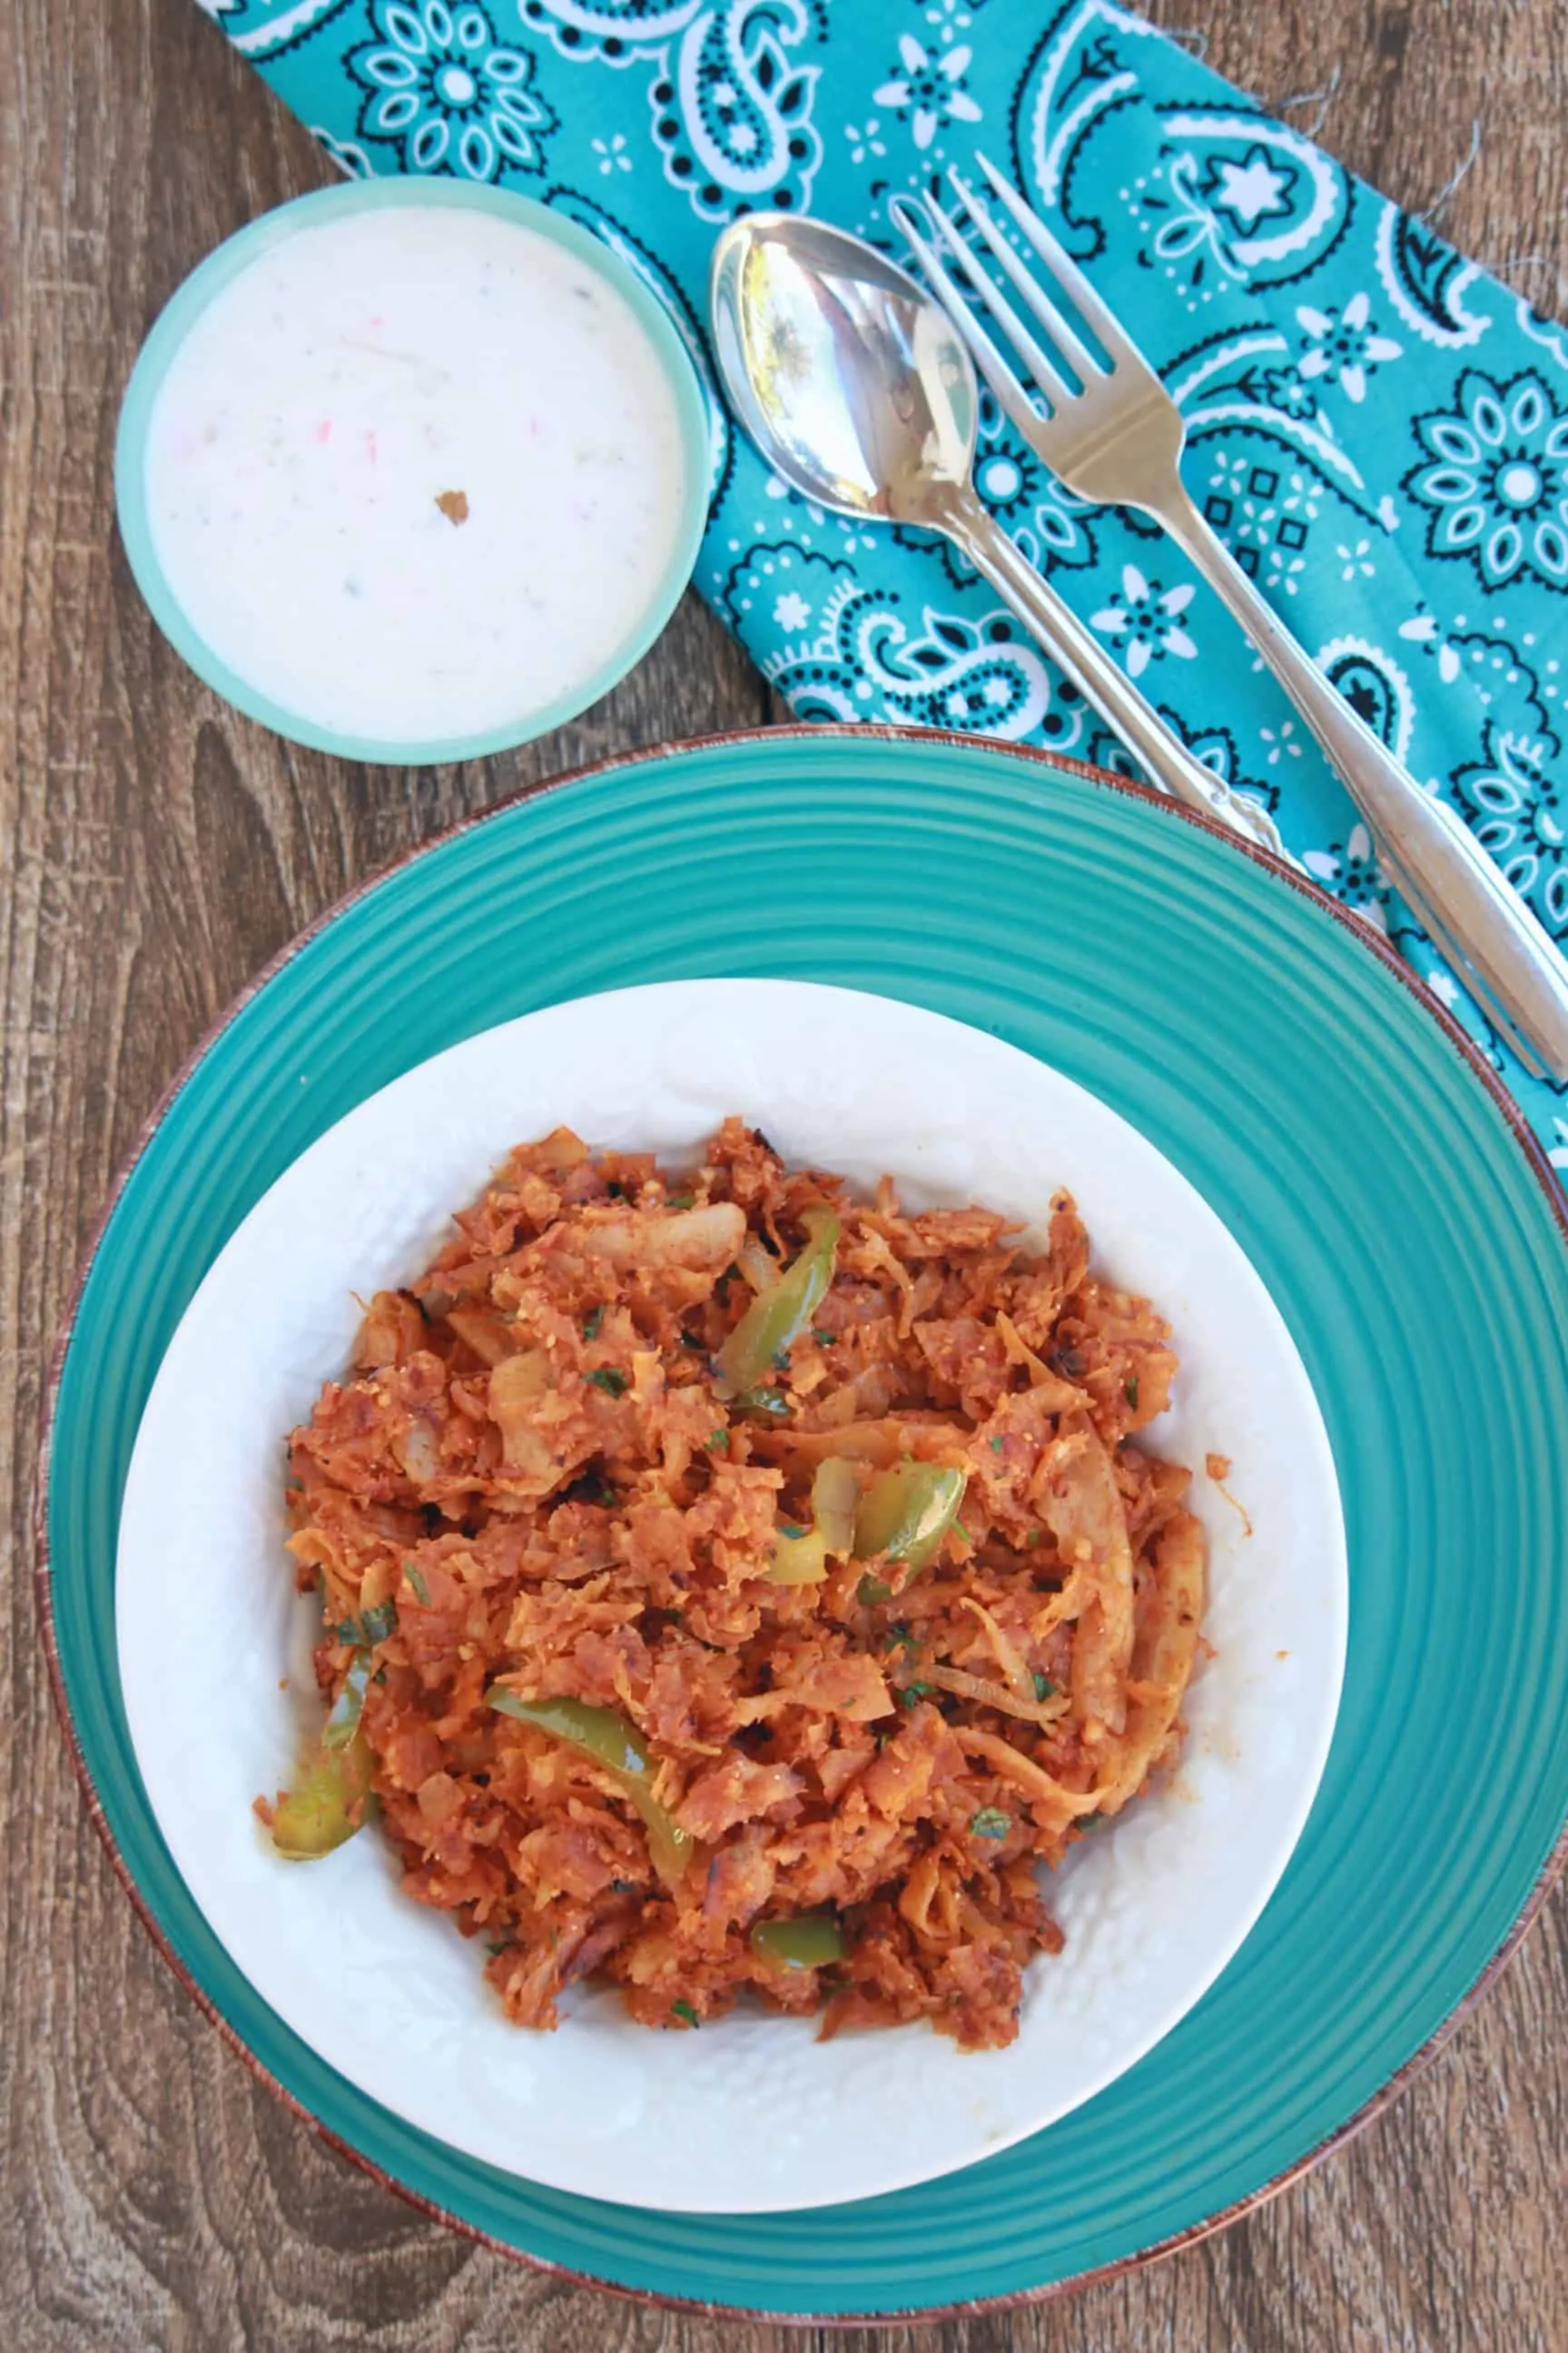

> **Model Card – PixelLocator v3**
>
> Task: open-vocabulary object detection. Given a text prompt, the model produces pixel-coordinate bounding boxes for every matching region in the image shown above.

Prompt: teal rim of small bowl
[113,178,714,766]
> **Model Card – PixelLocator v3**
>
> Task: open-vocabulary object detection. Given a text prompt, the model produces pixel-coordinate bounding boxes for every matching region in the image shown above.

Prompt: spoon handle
[941,497,1290,863]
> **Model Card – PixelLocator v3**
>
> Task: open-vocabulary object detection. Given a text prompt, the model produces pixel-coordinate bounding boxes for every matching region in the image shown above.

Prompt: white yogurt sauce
[143,205,691,744]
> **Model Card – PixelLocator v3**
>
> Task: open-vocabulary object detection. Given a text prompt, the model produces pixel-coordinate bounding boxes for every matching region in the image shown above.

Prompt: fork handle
[941,496,1291,862]
[1151,482,1568,1083]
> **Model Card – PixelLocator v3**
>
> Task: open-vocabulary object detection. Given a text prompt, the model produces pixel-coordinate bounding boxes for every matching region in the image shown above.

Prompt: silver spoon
[709,214,1287,860]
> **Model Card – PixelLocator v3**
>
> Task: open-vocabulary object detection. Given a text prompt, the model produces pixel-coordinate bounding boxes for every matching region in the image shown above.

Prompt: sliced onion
[812,1457,860,1557]
[960,1596,1035,1704]
[767,1526,828,1585]
[919,1664,1069,1728]
[737,1238,778,1293]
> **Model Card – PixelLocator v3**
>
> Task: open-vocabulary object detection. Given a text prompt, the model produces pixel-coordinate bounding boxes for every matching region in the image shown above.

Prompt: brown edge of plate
[31,721,1568,2327]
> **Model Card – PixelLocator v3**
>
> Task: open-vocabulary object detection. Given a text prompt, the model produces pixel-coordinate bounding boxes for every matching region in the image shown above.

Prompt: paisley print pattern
[1404,370,1568,594]
[202,0,1568,1161]
[517,0,824,219]
[348,1,557,181]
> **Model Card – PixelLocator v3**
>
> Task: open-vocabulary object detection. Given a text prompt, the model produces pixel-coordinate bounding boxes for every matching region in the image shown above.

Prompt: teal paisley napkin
[199,0,1568,1160]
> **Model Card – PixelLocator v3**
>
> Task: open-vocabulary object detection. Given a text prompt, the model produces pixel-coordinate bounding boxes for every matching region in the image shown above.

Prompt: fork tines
[887,193,1049,443]
[890,153,1155,435]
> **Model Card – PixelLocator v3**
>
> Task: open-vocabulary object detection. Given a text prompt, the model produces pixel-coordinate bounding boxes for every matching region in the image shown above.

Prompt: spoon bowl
[710,216,977,531]
[708,212,1290,861]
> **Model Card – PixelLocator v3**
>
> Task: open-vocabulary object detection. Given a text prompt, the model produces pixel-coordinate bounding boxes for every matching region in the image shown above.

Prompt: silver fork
[890,162,1568,1083]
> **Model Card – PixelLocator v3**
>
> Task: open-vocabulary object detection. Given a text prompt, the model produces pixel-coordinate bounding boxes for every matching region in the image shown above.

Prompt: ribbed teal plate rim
[38,727,1568,2320]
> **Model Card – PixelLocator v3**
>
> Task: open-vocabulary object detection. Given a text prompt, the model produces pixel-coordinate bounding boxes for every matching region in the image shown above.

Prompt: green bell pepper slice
[321,1646,372,1750]
[767,1457,863,1586]
[270,1729,376,1859]
[732,1384,792,1422]
[716,1208,840,1398]
[750,1913,845,1970]
[853,1459,967,1574]
[270,1641,380,1860]
[488,1691,693,1887]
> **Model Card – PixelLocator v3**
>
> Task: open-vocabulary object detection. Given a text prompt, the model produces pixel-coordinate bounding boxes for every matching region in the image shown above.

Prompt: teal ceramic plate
[40,727,1568,2318]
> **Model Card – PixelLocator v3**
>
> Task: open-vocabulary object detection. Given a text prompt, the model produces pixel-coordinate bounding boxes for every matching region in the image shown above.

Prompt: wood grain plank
[3,1,1564,2347]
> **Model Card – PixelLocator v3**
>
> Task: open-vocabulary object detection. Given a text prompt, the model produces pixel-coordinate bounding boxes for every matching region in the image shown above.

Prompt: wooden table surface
[5,2,1566,2345]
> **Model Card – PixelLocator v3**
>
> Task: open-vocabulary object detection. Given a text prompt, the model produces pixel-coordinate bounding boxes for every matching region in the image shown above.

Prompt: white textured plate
[117,979,1346,2213]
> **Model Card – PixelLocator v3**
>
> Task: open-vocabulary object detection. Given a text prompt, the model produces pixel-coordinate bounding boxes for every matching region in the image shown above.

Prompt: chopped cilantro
[990,1435,1004,1454]
[858,1575,892,1607]
[885,1622,919,1653]
[485,1939,513,1958]
[811,1327,834,1346]
[898,1680,935,1706]
[1125,1374,1139,1409]
[586,1366,627,1397]
[331,1619,359,1646]
[582,1306,604,1340]
[666,1193,694,1211]
[970,1807,1011,1840]
[1032,1672,1055,1702]
[403,1562,431,1606]
[1025,1529,1042,1547]
[671,1999,700,2028]
[358,1600,398,1646]
[780,1522,807,1540]
[705,1427,729,1452]
[772,1349,791,1373]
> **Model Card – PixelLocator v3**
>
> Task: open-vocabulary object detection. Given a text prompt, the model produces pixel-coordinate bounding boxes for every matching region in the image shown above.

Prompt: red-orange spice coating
[281,1120,1205,2049]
